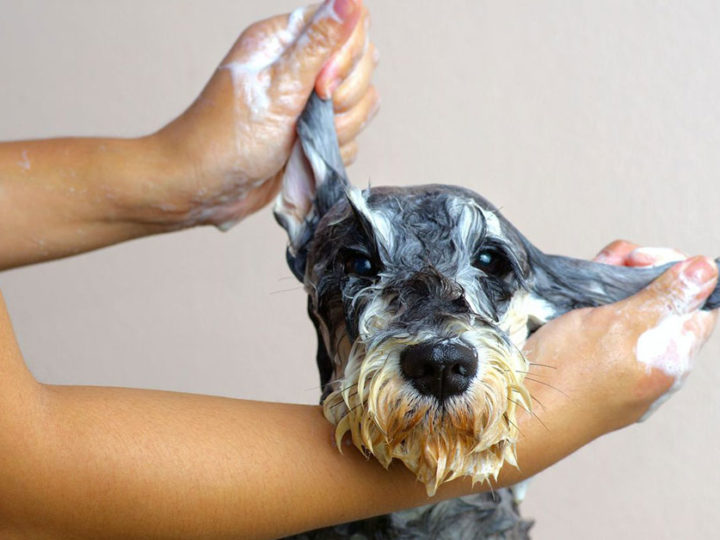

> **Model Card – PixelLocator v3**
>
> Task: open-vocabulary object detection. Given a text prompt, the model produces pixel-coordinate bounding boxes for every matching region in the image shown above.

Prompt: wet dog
[274,93,719,539]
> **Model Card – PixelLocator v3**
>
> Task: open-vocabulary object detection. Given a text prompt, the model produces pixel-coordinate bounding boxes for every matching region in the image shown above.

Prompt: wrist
[107,132,203,232]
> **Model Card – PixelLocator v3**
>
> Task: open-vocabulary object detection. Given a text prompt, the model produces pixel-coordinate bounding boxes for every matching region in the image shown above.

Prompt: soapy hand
[594,240,717,421]
[153,0,378,230]
[521,241,718,444]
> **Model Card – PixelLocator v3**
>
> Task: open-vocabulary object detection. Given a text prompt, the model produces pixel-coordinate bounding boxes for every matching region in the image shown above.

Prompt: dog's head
[286,183,545,493]
[274,94,712,495]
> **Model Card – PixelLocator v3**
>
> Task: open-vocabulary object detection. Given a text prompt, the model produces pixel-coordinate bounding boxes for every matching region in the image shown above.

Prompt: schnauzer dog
[274,93,719,539]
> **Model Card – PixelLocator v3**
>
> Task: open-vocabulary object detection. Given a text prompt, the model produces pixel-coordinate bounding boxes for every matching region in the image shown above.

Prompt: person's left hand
[519,241,717,455]
[145,0,378,230]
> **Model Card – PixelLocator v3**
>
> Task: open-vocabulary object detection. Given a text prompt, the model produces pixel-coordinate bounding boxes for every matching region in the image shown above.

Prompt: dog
[274,93,720,539]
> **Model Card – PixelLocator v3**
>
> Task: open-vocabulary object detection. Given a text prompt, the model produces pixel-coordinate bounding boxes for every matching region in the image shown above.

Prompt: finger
[230,5,314,57]
[593,239,639,265]
[275,0,363,97]
[617,256,718,323]
[316,7,370,99]
[334,85,380,145]
[626,246,687,268]
[340,141,358,166]
[333,41,379,112]
[688,309,718,344]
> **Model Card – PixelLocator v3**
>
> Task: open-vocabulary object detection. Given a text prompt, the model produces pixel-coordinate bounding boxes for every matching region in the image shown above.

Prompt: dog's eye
[344,254,377,277]
[473,249,511,276]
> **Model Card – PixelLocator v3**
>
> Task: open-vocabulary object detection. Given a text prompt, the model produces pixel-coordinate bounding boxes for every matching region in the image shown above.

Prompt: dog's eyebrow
[481,207,503,237]
[345,187,394,255]
[452,198,505,249]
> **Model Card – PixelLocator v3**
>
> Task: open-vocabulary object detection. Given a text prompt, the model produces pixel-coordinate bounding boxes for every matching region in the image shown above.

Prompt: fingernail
[631,247,686,267]
[681,256,716,287]
[330,0,359,21]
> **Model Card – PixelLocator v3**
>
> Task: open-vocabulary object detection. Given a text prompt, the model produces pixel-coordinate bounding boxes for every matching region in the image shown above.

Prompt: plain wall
[1,1,719,538]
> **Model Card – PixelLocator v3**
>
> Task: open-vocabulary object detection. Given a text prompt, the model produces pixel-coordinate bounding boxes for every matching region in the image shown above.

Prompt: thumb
[618,256,718,322]
[275,0,362,96]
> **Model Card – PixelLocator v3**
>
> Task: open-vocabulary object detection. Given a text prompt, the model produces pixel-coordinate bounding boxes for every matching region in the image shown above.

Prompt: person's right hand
[145,0,379,231]
[521,244,718,449]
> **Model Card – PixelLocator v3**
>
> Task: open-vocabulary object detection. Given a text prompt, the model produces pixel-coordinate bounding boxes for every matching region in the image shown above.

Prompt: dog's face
[274,95,688,496]
[306,184,548,493]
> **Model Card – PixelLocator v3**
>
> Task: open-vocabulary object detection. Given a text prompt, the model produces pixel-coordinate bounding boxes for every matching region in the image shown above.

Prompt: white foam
[635,311,708,421]
[636,313,695,378]
[632,247,686,266]
[220,5,312,119]
[17,149,31,171]
[222,62,272,119]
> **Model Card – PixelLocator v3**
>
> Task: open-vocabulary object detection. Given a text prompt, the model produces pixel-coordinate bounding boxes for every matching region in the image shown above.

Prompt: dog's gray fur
[275,93,719,539]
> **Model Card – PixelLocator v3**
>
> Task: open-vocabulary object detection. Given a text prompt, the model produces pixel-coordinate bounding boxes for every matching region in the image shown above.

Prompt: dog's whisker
[507,397,531,414]
[522,377,569,397]
[526,362,557,370]
[269,286,305,295]
[512,369,545,376]
[529,393,547,411]
[326,393,359,411]
[508,398,550,432]
[504,415,523,438]
[339,382,359,393]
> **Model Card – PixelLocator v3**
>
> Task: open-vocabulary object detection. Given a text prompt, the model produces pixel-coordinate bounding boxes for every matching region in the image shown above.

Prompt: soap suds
[635,312,705,422]
[636,313,695,378]
[635,265,711,421]
[220,5,312,119]
[18,150,31,171]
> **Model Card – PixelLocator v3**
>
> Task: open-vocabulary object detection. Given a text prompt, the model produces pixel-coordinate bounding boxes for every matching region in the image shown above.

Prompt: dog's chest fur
[288,491,531,539]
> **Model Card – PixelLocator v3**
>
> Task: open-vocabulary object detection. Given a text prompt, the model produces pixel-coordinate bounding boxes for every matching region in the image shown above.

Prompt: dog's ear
[274,92,350,281]
[524,240,720,315]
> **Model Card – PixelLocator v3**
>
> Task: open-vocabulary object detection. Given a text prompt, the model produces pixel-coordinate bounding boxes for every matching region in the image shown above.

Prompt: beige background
[1,1,719,538]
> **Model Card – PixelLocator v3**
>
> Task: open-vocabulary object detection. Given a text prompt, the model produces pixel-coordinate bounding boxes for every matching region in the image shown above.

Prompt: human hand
[520,243,718,450]
[149,0,379,230]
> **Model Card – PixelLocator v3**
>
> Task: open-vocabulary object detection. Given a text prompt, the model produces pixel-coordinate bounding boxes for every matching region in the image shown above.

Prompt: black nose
[399,340,478,401]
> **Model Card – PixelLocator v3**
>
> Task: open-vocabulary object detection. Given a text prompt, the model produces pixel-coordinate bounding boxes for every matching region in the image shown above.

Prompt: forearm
[2,381,573,540]
[0,136,181,270]
[0,289,651,540]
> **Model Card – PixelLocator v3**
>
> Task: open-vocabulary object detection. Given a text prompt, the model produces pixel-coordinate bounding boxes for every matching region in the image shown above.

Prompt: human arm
[0,0,379,271]
[0,252,715,539]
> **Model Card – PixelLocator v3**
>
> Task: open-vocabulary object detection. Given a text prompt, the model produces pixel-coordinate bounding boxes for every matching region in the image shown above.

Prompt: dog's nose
[399,340,478,401]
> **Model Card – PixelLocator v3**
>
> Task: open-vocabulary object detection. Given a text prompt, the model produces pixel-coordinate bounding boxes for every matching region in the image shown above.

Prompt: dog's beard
[322,298,532,496]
